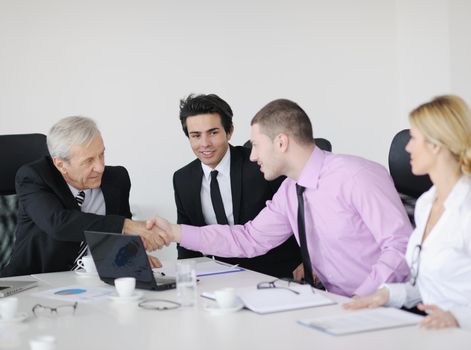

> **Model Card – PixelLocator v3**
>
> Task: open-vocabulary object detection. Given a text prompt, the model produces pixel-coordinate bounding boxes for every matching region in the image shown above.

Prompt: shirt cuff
[383,282,422,309]
[382,283,407,308]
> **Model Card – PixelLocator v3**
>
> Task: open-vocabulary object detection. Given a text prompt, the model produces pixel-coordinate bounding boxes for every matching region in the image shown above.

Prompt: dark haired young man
[173,94,301,278]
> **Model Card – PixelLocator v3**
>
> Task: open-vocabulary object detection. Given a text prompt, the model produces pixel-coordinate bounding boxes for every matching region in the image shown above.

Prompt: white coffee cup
[77,255,97,274]
[0,297,18,321]
[114,277,136,298]
[29,335,56,350]
[214,288,237,309]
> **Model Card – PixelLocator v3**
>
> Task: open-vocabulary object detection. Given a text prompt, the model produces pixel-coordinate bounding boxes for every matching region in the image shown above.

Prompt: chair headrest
[388,129,432,198]
[0,133,49,195]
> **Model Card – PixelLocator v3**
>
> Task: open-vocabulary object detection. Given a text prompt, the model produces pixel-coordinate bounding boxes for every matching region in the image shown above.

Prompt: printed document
[298,307,423,335]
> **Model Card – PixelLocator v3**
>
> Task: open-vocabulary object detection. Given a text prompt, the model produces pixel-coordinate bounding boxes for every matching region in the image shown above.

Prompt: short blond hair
[251,99,314,145]
[409,95,471,175]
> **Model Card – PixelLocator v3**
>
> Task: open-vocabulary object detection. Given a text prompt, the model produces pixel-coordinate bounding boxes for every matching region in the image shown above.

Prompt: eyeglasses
[257,278,312,295]
[32,302,78,317]
[138,299,181,311]
[410,244,422,286]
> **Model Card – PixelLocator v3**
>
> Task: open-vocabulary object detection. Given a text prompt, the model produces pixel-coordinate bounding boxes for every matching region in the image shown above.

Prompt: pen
[212,257,240,269]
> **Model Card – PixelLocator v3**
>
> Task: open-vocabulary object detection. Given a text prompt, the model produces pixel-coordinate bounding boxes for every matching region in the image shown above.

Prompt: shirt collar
[297,146,326,190]
[444,175,471,209]
[421,175,471,210]
[201,147,231,181]
[67,184,90,198]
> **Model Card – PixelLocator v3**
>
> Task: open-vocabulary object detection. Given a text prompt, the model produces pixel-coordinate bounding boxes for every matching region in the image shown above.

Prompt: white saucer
[204,299,244,315]
[108,291,144,303]
[0,312,29,324]
[75,269,99,277]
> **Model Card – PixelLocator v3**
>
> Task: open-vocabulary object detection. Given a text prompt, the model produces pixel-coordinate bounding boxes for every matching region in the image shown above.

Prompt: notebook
[298,308,423,335]
[84,231,176,291]
[202,283,335,314]
[0,280,38,297]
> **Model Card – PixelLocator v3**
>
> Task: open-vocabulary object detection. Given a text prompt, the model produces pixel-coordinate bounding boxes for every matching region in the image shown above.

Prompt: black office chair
[0,134,49,269]
[388,129,432,226]
[243,137,332,152]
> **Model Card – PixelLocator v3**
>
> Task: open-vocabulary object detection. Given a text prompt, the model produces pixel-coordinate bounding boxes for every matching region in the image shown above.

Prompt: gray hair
[47,116,100,160]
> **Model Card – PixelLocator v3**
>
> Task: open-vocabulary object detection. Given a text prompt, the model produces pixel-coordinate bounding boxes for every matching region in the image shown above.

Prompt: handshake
[122,216,181,252]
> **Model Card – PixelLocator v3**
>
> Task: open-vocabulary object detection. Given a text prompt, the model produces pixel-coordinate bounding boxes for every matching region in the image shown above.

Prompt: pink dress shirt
[181,147,412,296]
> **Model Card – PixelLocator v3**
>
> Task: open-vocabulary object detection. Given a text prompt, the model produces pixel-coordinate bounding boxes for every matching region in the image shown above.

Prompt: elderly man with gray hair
[0,116,163,277]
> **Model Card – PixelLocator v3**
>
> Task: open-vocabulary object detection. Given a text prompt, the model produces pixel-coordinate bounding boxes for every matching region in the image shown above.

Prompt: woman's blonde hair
[409,95,471,175]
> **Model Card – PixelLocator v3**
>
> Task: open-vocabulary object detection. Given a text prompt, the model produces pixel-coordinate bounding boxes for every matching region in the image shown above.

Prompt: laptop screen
[84,231,155,287]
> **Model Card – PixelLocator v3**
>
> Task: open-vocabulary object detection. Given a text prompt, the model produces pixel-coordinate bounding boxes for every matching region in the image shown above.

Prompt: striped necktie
[72,191,87,270]
[75,191,85,207]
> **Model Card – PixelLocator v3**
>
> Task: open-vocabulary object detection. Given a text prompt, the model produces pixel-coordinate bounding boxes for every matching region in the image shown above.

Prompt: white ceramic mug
[214,288,237,309]
[114,277,136,298]
[77,255,97,274]
[0,297,18,321]
[29,335,56,350]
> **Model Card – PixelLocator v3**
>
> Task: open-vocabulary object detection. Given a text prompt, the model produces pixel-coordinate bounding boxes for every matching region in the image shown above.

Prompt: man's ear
[277,133,289,152]
[227,125,234,140]
[52,157,67,175]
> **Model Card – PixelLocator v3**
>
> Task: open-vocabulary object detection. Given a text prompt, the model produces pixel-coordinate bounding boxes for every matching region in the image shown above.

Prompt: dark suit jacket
[173,145,302,278]
[0,157,132,277]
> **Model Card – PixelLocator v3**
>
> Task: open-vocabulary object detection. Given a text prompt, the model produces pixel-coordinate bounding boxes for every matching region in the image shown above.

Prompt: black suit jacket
[173,145,301,278]
[0,157,132,277]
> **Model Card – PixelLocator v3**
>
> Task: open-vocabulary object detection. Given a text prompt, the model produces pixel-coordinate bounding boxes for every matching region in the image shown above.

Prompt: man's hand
[292,263,305,281]
[146,216,181,243]
[342,287,390,310]
[123,219,168,251]
[292,263,322,286]
[147,255,162,268]
[418,304,459,329]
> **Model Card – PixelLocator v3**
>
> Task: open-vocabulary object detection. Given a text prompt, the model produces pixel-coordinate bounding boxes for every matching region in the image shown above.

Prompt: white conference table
[1,258,470,350]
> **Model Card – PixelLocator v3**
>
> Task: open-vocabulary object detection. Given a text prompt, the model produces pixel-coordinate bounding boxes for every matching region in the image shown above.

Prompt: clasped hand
[145,216,176,246]
[123,218,171,251]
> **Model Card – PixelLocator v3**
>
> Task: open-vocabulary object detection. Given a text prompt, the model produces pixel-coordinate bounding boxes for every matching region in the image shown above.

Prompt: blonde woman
[344,95,471,329]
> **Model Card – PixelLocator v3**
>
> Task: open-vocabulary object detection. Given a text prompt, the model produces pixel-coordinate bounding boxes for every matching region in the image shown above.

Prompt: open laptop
[0,280,38,297]
[84,231,176,291]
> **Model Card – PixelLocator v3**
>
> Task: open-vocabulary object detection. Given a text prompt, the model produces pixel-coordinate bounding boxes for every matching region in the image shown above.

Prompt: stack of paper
[298,307,423,335]
[153,259,244,278]
[236,284,335,314]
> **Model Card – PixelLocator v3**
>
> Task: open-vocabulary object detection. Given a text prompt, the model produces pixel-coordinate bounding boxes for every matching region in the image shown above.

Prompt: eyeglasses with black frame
[32,302,78,317]
[410,244,422,286]
[138,299,181,311]
[257,278,314,295]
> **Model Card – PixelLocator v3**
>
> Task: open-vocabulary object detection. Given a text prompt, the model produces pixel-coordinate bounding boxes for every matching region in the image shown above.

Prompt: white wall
[1,0,470,260]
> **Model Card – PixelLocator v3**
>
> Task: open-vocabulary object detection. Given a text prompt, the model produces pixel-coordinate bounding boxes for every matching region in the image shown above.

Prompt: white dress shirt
[67,185,106,215]
[200,148,234,225]
[385,175,471,329]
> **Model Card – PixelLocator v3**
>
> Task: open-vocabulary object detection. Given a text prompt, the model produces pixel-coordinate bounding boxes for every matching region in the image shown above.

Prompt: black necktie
[296,184,315,286]
[72,191,87,270]
[210,170,229,225]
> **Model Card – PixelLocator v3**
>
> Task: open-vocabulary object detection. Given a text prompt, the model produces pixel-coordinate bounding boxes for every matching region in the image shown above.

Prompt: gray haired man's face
[54,134,105,190]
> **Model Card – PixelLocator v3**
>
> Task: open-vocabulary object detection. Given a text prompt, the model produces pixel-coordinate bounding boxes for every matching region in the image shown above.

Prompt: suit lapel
[191,163,206,225]
[101,169,119,214]
[47,157,81,209]
[230,146,242,224]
